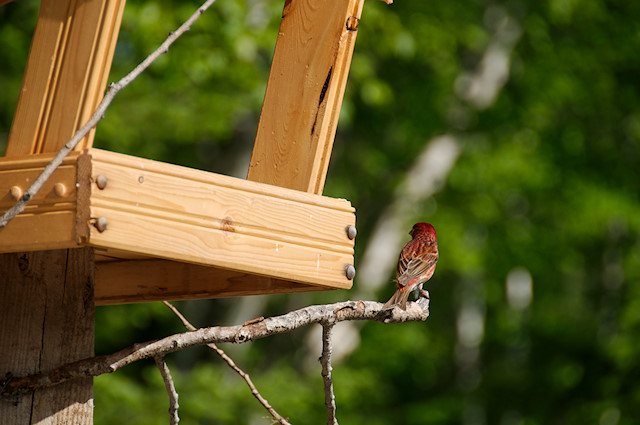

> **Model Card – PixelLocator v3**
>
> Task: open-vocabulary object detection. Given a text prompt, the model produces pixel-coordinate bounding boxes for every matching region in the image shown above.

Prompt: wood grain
[0,149,355,300]
[0,151,88,251]
[88,148,355,290]
[5,0,125,156]
[0,248,94,424]
[248,0,365,194]
[95,259,326,305]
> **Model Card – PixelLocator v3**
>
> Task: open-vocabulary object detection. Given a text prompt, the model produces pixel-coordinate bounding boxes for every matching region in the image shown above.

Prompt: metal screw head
[96,174,108,190]
[95,217,108,233]
[346,225,357,240]
[345,264,356,280]
[346,16,359,31]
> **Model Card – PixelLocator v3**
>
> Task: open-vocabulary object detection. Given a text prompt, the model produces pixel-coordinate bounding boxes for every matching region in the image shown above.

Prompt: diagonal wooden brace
[5,0,126,156]
[248,0,365,195]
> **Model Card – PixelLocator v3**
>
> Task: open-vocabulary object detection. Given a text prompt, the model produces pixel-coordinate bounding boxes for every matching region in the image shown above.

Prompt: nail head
[346,225,357,240]
[96,174,108,190]
[95,217,108,232]
[345,264,356,280]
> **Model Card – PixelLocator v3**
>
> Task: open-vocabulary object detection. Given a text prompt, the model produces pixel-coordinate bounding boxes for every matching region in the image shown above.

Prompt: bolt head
[345,264,356,280]
[96,174,108,190]
[95,217,108,233]
[346,225,357,240]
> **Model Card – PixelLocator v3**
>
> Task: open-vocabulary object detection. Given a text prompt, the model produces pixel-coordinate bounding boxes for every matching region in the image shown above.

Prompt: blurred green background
[2,0,640,424]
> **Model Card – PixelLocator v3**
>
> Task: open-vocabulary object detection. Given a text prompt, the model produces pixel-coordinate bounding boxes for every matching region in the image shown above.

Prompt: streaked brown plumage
[383,223,438,310]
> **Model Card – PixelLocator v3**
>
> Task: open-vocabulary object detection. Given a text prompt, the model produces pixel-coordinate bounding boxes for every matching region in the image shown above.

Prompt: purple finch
[383,222,438,310]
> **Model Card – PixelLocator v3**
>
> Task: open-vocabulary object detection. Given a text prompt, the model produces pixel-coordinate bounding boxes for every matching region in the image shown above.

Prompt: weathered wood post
[1,0,124,423]
[0,249,95,424]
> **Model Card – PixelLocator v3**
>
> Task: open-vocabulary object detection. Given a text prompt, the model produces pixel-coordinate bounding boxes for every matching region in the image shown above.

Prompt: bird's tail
[382,287,412,310]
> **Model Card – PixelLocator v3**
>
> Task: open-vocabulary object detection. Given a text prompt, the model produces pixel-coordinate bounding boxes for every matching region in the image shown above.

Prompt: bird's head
[410,222,437,240]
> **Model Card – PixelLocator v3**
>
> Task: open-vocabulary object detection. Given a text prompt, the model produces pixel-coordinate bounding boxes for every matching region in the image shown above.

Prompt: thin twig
[1,299,429,396]
[154,356,180,425]
[0,0,219,229]
[162,301,292,425]
[320,324,338,425]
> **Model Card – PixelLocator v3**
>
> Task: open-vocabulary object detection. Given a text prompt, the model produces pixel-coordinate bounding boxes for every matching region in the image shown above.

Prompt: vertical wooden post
[0,248,95,425]
[1,0,123,417]
[247,0,365,194]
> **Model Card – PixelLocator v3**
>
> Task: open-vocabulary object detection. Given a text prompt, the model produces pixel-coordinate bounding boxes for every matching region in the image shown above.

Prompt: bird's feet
[419,289,430,300]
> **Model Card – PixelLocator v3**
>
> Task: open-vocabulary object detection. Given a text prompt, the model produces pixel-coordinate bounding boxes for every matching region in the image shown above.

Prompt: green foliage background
[2,0,640,424]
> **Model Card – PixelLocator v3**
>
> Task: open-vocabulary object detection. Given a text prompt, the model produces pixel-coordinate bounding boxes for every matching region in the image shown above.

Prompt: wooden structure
[0,0,369,423]
[0,149,356,303]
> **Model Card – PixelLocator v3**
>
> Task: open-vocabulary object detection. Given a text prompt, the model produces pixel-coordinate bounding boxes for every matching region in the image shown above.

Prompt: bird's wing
[397,249,438,287]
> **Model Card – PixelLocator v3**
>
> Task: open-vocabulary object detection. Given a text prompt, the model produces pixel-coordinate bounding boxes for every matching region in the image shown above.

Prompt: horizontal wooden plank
[0,151,80,171]
[88,148,355,289]
[0,152,84,252]
[0,166,77,209]
[90,149,354,212]
[95,259,327,305]
[0,211,78,252]
[89,204,353,289]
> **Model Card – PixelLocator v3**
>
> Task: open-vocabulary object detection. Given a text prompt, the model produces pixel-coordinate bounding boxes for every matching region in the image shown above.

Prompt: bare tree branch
[1,299,428,397]
[0,0,219,229]
[320,324,338,425]
[154,356,180,425]
[162,301,292,425]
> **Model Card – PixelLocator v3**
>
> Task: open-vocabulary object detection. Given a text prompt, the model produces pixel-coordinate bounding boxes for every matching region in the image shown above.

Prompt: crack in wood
[318,66,333,107]
[311,66,333,136]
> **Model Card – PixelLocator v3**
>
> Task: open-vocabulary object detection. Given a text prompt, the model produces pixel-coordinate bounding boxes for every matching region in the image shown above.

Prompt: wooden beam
[95,259,326,305]
[87,148,355,290]
[0,248,94,424]
[0,149,355,301]
[4,0,125,156]
[0,151,90,251]
[247,0,365,194]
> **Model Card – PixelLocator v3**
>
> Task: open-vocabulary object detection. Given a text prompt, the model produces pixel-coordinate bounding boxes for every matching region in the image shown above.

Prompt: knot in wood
[234,329,250,343]
[221,216,235,233]
[333,301,365,321]
[235,319,267,343]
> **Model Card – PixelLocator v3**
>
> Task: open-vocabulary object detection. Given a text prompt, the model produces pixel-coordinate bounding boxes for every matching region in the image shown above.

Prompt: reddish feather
[383,223,438,310]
